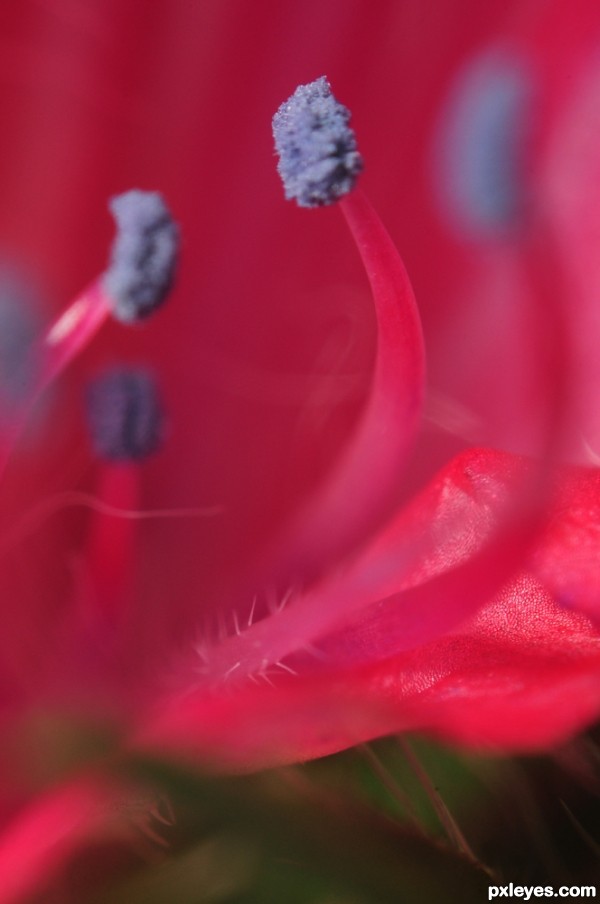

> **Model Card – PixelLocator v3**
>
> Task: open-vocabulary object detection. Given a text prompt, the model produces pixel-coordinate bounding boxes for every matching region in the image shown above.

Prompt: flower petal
[137,575,600,770]
[0,776,121,904]
[401,574,600,748]
[530,466,600,622]
[196,447,542,682]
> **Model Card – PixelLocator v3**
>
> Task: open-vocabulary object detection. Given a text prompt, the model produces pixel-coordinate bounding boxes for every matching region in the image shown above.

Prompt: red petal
[194,447,542,682]
[136,575,600,770]
[530,466,600,621]
[0,776,122,904]
[401,574,600,748]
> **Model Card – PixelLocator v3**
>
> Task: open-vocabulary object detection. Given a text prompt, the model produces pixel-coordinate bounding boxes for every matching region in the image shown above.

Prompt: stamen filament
[264,77,426,586]
[0,279,109,478]
[82,462,140,627]
[259,187,425,584]
[0,190,178,480]
[202,215,424,673]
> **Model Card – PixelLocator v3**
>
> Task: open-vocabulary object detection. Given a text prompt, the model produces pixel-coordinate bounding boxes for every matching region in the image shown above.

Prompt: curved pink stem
[76,463,140,631]
[259,188,426,585]
[180,213,572,686]
[0,279,110,479]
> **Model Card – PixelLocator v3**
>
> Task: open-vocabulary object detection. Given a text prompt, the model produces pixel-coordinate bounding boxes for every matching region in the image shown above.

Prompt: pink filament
[195,187,429,679]
[0,278,110,479]
[78,463,140,630]
[258,187,426,585]
[191,211,572,685]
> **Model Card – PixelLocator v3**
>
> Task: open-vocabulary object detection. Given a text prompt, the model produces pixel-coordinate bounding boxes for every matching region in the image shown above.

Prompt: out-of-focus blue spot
[85,366,165,462]
[0,264,41,410]
[431,48,534,240]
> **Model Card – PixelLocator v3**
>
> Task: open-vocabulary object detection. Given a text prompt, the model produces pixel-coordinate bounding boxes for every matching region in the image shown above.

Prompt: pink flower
[1,1,600,899]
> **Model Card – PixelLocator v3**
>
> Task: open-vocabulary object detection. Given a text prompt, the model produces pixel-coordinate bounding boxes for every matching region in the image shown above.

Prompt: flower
[1,1,600,899]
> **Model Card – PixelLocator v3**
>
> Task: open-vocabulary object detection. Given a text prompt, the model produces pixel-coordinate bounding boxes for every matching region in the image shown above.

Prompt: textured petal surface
[138,575,600,770]
[530,466,600,621]
[192,447,541,682]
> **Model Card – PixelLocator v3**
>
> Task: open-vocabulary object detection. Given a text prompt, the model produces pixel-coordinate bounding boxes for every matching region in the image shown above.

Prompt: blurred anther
[85,366,165,462]
[431,48,534,238]
[0,264,40,411]
[104,190,180,322]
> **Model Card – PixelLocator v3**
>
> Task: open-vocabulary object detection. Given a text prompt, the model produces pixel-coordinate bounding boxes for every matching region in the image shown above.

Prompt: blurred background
[1,1,600,900]
[2,0,600,608]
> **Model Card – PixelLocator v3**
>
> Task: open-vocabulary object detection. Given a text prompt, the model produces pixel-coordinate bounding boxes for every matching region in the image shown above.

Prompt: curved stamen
[264,78,425,584]
[0,191,178,479]
[77,366,166,629]
[192,109,571,686]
